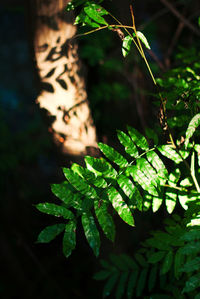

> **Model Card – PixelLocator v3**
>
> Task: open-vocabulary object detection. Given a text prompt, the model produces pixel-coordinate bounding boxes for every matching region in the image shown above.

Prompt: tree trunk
[31,0,98,156]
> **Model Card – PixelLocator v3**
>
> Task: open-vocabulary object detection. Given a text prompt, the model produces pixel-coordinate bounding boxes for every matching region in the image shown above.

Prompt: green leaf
[103,272,119,298]
[85,156,117,178]
[183,273,200,293]
[134,253,148,267]
[74,10,100,28]
[145,237,171,251]
[93,270,111,281]
[98,142,128,168]
[161,250,173,274]
[94,199,116,242]
[120,254,139,270]
[115,272,129,299]
[127,126,149,151]
[117,174,143,210]
[122,35,132,57]
[185,113,200,147]
[117,130,139,158]
[174,248,184,279]
[146,151,168,185]
[37,223,65,243]
[127,270,138,299]
[180,257,200,273]
[136,268,148,297]
[148,251,165,263]
[84,4,108,25]
[136,31,151,49]
[181,228,200,241]
[63,221,76,258]
[107,187,135,226]
[129,165,158,196]
[109,254,129,271]
[63,168,97,198]
[148,265,157,292]
[51,182,82,209]
[136,158,160,191]
[145,127,158,145]
[36,203,74,220]
[158,145,189,163]
[71,163,108,188]
[152,196,163,212]
[180,241,200,255]
[81,212,100,257]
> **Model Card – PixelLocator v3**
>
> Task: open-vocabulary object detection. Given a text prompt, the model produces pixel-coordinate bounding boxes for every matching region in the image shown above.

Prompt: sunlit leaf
[63,168,97,198]
[36,203,75,220]
[122,35,132,57]
[84,4,108,25]
[127,126,149,151]
[98,142,128,168]
[117,130,139,158]
[85,156,117,178]
[136,31,151,49]
[107,187,135,226]
[185,113,200,147]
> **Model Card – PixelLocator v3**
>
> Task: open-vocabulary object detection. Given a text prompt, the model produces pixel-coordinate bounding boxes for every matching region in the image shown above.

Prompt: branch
[160,0,200,36]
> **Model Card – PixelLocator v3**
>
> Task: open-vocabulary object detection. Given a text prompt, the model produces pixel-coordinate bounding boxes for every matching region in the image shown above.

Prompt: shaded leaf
[94,199,115,242]
[180,257,200,273]
[148,251,165,263]
[37,223,65,243]
[115,271,129,299]
[183,273,200,293]
[148,265,157,292]
[127,270,138,299]
[82,212,100,257]
[103,272,119,298]
[161,250,173,274]
[93,270,111,281]
[136,268,148,297]
[63,220,76,258]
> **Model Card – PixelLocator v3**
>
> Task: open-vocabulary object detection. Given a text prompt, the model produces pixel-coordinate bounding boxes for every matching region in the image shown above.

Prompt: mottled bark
[31,0,98,155]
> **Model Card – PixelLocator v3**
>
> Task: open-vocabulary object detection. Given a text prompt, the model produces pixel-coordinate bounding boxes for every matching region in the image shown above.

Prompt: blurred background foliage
[1,0,200,298]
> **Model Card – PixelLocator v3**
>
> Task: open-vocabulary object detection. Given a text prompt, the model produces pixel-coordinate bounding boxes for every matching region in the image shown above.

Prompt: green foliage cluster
[36,1,200,298]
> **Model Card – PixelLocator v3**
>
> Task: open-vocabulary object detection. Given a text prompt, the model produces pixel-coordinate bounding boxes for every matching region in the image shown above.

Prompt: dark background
[1,0,200,298]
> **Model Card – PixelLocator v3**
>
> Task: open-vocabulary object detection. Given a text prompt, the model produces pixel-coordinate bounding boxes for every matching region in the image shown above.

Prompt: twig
[160,0,200,36]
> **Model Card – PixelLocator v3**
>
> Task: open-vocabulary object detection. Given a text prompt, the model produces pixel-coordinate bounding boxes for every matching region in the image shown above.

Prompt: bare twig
[160,0,200,36]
